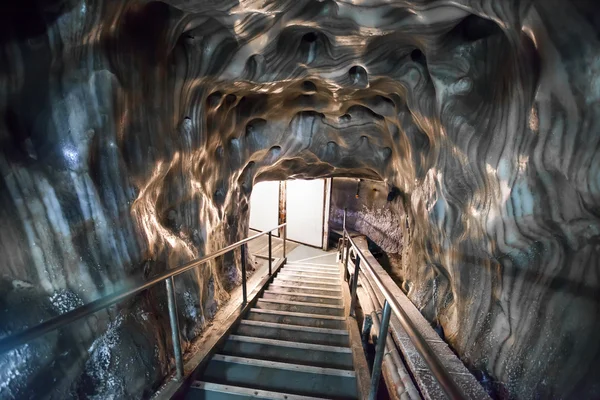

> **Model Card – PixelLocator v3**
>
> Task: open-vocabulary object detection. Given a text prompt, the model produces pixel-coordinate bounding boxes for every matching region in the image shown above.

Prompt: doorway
[249,179,331,248]
[248,180,280,236]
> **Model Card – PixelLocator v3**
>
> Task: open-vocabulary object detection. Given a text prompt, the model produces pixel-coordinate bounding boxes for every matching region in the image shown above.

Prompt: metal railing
[342,210,464,400]
[0,223,287,382]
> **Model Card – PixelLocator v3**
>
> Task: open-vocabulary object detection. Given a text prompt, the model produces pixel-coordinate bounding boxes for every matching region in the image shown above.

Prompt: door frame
[250,179,332,250]
[282,178,332,250]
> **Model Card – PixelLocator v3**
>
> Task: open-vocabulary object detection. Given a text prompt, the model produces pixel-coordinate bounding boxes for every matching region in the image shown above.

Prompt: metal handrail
[0,222,287,379]
[342,211,464,399]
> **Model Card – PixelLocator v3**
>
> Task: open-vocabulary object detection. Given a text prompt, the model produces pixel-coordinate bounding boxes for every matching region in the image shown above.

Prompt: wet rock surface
[0,0,599,398]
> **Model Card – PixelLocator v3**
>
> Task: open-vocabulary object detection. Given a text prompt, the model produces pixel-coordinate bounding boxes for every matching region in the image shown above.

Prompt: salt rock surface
[0,0,599,398]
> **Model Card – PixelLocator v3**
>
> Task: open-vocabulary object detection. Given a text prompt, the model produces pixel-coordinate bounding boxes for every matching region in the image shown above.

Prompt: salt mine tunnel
[0,0,599,399]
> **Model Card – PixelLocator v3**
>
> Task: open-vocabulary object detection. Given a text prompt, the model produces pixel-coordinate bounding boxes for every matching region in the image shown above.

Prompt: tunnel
[0,0,599,399]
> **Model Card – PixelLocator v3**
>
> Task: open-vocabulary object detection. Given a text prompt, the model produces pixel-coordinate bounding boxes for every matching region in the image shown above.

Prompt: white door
[249,181,280,236]
[286,179,325,247]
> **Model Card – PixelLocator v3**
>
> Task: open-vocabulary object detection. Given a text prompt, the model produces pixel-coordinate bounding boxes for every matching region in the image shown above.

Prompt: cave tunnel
[0,0,599,399]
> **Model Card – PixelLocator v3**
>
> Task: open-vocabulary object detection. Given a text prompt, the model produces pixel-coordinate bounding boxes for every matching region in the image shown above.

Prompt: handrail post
[369,300,392,400]
[343,239,350,282]
[350,256,360,317]
[241,244,247,304]
[268,231,272,275]
[342,209,347,263]
[341,230,346,263]
[165,277,184,380]
[282,223,287,259]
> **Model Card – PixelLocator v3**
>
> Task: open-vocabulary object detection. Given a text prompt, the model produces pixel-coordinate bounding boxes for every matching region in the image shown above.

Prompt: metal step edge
[264,290,342,300]
[291,253,339,263]
[258,298,344,310]
[282,268,340,276]
[269,284,342,293]
[276,273,341,282]
[228,334,352,353]
[211,354,356,378]
[286,263,339,268]
[239,320,349,335]
[284,264,339,270]
[273,278,340,287]
[283,267,339,274]
[278,270,340,278]
[283,268,339,275]
[249,308,346,321]
[191,381,327,400]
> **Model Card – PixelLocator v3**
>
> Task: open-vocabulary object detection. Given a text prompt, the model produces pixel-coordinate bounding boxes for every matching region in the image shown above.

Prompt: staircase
[187,255,360,399]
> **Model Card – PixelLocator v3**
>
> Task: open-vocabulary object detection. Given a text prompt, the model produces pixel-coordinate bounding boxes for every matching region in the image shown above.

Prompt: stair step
[238,320,348,336]
[221,335,354,370]
[286,260,338,266]
[257,299,344,317]
[236,320,349,346]
[229,335,351,353]
[263,291,342,305]
[189,381,326,399]
[281,271,340,279]
[280,270,340,279]
[244,309,346,331]
[286,263,339,269]
[284,268,339,274]
[268,284,342,296]
[284,267,339,274]
[273,278,340,288]
[277,272,341,282]
[203,355,357,399]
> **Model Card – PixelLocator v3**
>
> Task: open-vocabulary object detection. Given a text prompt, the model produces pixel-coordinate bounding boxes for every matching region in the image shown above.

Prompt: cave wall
[329,178,404,254]
[0,0,599,399]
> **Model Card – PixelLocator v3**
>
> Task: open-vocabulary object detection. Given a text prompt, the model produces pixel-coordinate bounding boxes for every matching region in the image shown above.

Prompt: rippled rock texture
[329,178,405,254]
[0,0,599,398]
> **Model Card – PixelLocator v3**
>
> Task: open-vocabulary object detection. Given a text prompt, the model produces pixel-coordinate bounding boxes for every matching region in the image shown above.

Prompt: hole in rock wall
[410,48,427,67]
[243,54,265,80]
[302,32,318,43]
[206,91,222,108]
[302,80,317,93]
[453,14,503,42]
[339,114,351,123]
[348,65,368,87]
[300,31,319,63]
[0,0,70,42]
[224,94,237,107]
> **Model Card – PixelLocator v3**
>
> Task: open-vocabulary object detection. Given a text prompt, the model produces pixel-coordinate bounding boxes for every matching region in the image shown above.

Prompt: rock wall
[329,178,404,254]
[0,0,599,399]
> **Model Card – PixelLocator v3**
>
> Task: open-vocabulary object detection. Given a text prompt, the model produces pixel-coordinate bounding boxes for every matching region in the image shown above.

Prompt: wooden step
[273,277,341,288]
[268,283,342,296]
[221,335,354,370]
[244,309,346,330]
[281,268,340,277]
[286,263,339,268]
[202,355,357,399]
[236,320,349,347]
[263,290,342,305]
[189,381,327,399]
[256,298,344,317]
[277,272,341,282]
[283,264,340,273]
